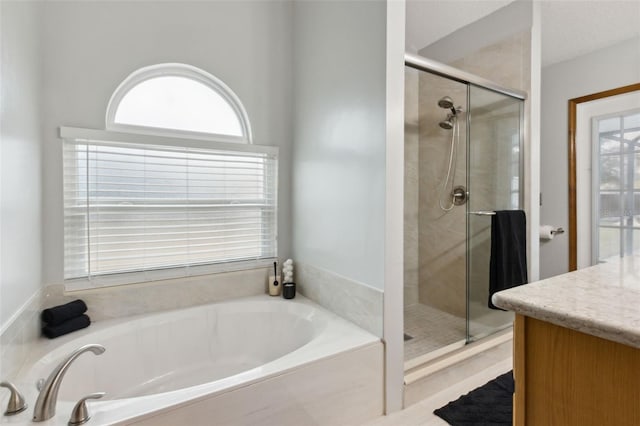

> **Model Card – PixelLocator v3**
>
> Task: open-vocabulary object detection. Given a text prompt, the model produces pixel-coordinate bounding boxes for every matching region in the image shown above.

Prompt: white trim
[404,329,512,385]
[384,0,406,414]
[589,106,640,265]
[105,63,253,143]
[107,122,248,144]
[527,0,541,283]
[59,126,277,155]
[0,0,3,333]
[0,288,41,336]
[575,91,640,269]
[403,340,466,371]
[64,258,276,292]
[591,117,601,265]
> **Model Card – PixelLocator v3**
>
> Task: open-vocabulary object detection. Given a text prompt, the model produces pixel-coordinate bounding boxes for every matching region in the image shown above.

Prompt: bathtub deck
[1,295,383,426]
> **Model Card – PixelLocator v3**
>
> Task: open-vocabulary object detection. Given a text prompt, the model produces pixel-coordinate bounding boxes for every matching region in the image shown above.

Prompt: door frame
[568,83,640,271]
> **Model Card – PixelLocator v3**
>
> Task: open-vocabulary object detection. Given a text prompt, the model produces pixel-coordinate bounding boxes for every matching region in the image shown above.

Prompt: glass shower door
[466,84,524,342]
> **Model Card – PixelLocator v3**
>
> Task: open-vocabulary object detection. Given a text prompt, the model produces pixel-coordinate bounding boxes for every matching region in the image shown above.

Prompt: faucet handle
[0,381,28,415]
[68,392,105,426]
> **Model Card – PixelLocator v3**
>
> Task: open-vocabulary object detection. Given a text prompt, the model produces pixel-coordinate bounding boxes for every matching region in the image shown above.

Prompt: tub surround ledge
[43,267,271,322]
[492,254,640,349]
[0,290,42,381]
[296,261,384,337]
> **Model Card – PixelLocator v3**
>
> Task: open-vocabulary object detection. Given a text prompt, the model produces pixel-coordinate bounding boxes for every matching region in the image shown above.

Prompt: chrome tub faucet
[32,344,105,422]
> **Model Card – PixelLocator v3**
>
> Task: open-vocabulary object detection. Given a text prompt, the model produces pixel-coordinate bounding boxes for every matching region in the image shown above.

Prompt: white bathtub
[3,295,383,425]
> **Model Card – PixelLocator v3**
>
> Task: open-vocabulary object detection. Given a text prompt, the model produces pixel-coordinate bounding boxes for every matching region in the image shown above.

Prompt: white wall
[291,0,387,290]
[0,1,43,328]
[540,36,640,279]
[40,1,293,285]
[418,0,532,63]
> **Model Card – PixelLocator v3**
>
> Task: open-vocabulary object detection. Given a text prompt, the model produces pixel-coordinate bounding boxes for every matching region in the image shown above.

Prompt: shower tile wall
[449,31,531,99]
[417,72,468,318]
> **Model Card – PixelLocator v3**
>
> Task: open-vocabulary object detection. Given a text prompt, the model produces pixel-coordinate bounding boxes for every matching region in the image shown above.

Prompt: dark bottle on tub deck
[283,282,296,299]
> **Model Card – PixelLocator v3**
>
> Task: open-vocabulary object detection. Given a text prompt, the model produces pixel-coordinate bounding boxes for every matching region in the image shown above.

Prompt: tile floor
[404,302,513,362]
[363,355,513,425]
[403,303,466,361]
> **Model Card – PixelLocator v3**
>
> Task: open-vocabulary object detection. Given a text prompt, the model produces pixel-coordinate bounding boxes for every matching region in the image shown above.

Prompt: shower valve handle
[451,186,468,206]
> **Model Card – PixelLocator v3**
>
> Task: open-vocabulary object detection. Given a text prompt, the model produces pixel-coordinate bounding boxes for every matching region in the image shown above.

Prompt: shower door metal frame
[405,52,527,346]
[465,84,526,343]
[404,53,527,101]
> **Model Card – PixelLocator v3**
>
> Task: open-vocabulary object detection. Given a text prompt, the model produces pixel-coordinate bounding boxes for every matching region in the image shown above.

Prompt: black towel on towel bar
[489,210,528,309]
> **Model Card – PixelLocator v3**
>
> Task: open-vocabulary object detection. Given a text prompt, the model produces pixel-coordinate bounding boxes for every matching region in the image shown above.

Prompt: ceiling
[406,0,640,67]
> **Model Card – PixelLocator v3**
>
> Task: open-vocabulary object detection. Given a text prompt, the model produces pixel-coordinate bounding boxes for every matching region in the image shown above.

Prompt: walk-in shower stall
[403,53,526,366]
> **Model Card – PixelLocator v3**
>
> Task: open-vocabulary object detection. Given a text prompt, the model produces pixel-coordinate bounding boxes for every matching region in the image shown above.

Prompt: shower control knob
[451,186,468,206]
[68,392,105,425]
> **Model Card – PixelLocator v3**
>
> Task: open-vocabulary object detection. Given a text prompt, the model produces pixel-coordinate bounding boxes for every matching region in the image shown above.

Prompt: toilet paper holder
[540,225,564,241]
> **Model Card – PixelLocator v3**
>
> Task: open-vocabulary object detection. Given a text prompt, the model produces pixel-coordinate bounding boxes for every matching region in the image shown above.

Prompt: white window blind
[62,128,277,289]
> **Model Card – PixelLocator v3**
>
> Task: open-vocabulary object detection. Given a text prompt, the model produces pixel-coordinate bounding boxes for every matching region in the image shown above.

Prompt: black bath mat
[434,370,514,425]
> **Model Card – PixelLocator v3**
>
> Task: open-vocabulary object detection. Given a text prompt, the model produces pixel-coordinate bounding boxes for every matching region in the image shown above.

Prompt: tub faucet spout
[32,344,105,422]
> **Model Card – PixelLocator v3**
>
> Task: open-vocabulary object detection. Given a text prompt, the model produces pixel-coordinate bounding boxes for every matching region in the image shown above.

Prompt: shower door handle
[469,211,496,216]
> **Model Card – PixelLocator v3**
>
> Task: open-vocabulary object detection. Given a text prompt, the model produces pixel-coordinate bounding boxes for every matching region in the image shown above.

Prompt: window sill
[64,258,276,293]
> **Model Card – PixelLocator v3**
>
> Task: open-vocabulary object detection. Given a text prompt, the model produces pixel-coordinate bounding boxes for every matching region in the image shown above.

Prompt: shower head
[438,96,462,116]
[438,96,454,110]
[439,115,454,130]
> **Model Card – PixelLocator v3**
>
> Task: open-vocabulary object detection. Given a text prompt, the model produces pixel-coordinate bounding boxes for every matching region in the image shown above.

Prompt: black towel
[489,210,528,309]
[42,314,91,339]
[41,299,87,326]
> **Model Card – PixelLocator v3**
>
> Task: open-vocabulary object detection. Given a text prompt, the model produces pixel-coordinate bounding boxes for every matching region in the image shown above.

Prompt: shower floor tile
[404,303,466,362]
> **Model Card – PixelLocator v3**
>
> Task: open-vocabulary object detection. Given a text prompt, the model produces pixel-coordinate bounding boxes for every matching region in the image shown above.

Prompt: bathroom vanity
[493,255,640,426]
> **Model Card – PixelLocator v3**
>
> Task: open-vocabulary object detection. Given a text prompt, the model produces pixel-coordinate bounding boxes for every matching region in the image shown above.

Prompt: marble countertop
[492,254,640,349]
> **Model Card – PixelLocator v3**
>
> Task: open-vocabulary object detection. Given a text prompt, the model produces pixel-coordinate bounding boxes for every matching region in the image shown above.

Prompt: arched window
[106,63,252,142]
[62,64,276,290]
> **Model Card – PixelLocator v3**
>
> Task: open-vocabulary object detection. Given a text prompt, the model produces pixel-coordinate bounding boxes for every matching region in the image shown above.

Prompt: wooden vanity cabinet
[512,314,640,425]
